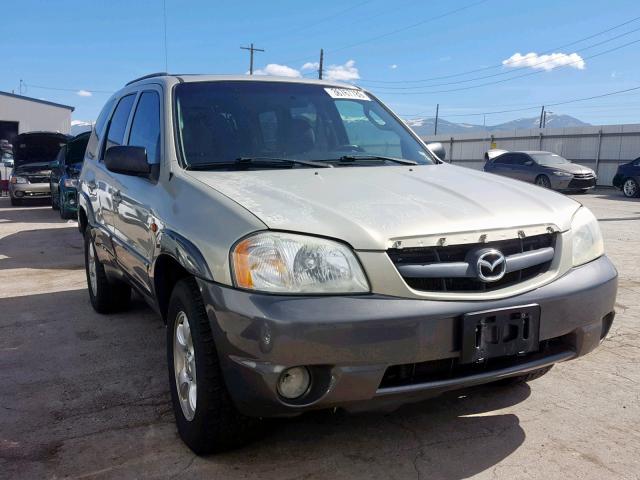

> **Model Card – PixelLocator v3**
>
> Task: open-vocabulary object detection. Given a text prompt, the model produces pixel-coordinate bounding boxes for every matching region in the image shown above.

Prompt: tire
[622,178,640,198]
[84,228,131,313]
[10,197,22,206]
[51,186,59,210]
[534,175,552,189]
[167,278,260,454]
[60,203,75,220]
[495,365,553,386]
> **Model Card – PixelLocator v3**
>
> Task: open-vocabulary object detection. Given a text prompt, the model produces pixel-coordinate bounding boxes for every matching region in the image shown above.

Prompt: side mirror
[427,142,446,161]
[105,146,150,176]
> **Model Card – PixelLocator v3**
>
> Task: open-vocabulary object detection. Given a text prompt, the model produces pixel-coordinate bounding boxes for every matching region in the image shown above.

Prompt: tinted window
[128,91,161,164]
[530,153,570,165]
[493,154,513,165]
[103,94,136,157]
[512,154,529,166]
[632,158,640,166]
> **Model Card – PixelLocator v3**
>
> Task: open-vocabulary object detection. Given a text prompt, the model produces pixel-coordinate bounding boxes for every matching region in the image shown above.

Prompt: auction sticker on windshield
[324,88,371,101]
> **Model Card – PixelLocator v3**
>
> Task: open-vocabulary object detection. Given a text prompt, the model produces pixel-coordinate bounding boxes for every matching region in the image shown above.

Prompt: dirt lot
[1,190,639,480]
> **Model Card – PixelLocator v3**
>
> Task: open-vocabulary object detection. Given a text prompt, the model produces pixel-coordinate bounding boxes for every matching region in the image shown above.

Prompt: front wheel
[622,178,639,198]
[10,197,22,206]
[84,228,131,313]
[535,175,552,189]
[167,278,259,454]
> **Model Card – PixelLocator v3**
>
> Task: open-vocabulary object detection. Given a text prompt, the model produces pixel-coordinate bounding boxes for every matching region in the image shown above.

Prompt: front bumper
[551,175,597,191]
[9,182,51,198]
[199,255,617,417]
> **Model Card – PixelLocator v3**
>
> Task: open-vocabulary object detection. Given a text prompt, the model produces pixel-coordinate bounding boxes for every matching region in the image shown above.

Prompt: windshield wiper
[336,155,417,166]
[185,157,332,171]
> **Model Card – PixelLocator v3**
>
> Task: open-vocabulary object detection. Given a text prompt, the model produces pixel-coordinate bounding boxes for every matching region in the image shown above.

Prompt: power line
[23,83,114,94]
[398,85,640,119]
[371,37,640,95]
[277,0,489,66]
[358,14,640,85]
[362,25,640,90]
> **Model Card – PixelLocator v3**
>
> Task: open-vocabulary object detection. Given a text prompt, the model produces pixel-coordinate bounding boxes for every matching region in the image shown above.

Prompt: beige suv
[78,73,618,454]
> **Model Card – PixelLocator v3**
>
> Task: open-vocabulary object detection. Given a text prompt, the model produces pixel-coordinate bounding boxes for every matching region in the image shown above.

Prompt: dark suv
[484,150,596,192]
[612,157,640,197]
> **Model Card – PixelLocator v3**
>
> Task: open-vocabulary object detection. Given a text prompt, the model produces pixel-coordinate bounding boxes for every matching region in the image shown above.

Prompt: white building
[0,91,74,146]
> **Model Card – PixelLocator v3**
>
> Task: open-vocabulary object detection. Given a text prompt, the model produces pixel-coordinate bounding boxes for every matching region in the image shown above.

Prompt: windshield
[174,81,434,168]
[531,153,570,166]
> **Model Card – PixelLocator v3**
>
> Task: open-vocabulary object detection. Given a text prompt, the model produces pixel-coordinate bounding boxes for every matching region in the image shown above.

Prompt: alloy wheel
[173,311,197,421]
[87,240,98,295]
[623,178,638,198]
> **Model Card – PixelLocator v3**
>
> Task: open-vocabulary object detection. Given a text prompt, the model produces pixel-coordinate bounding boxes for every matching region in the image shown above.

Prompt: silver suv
[78,74,618,454]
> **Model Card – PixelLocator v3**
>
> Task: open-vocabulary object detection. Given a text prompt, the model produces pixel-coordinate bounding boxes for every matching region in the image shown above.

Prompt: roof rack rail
[125,72,169,86]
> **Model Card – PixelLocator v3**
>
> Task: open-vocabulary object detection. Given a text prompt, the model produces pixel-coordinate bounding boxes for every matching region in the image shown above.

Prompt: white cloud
[253,60,360,83]
[502,52,585,71]
[324,59,360,82]
[71,120,92,126]
[76,89,92,97]
[390,64,398,70]
[253,64,302,78]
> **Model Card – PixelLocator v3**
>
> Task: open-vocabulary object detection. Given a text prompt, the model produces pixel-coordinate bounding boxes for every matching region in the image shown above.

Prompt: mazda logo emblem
[475,249,507,282]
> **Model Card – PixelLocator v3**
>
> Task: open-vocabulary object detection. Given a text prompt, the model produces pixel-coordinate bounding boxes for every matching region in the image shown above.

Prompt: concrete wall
[422,124,640,186]
[0,95,72,135]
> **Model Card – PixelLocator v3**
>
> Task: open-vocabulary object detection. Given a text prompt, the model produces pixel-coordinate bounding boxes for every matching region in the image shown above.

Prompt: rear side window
[493,154,511,164]
[103,94,136,158]
[128,91,161,164]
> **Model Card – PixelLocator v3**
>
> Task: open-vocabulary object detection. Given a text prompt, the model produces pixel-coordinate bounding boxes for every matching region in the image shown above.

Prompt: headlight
[63,178,78,188]
[572,207,604,266]
[552,171,572,177]
[10,176,28,184]
[231,232,369,294]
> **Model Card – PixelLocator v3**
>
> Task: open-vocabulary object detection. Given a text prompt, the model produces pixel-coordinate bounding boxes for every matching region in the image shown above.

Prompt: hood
[545,162,594,175]
[187,164,581,250]
[13,132,69,168]
[13,162,52,175]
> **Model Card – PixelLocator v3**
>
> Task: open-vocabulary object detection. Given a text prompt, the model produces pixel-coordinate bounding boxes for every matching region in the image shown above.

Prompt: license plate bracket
[460,304,540,364]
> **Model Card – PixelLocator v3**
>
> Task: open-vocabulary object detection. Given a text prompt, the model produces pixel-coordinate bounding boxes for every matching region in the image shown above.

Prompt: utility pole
[543,110,552,128]
[318,49,324,80]
[539,106,545,128]
[240,43,264,75]
[434,104,439,135]
[19,79,24,95]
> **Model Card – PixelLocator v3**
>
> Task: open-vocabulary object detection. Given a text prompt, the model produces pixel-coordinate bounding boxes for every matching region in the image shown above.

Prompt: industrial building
[0,91,74,147]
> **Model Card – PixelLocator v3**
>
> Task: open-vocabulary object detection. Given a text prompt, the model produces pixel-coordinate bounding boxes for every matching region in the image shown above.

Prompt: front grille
[568,177,596,189]
[26,175,49,184]
[388,233,556,293]
[379,337,567,389]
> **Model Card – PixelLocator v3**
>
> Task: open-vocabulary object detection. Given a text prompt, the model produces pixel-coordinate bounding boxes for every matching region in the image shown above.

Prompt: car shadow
[0,196,71,225]
[0,225,83,270]
[2,286,532,479]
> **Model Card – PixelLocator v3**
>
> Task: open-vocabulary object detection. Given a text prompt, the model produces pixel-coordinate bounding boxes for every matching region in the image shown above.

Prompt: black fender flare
[153,229,214,282]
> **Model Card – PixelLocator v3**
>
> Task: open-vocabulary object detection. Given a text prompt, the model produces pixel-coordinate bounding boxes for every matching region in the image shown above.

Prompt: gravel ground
[0,189,638,480]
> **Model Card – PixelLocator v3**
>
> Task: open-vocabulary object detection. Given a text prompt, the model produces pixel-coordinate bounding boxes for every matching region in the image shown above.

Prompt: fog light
[15,191,24,198]
[277,366,311,399]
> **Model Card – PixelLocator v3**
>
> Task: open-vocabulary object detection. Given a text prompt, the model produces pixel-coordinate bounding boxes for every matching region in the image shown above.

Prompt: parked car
[78,74,617,454]
[50,131,90,218]
[612,157,640,198]
[9,131,69,206]
[484,150,597,192]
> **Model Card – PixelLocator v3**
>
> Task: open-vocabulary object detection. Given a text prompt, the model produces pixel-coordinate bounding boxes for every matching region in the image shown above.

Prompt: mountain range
[406,113,590,136]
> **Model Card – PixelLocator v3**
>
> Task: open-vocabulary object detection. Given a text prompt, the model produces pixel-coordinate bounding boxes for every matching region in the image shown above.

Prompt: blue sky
[2,0,639,126]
